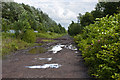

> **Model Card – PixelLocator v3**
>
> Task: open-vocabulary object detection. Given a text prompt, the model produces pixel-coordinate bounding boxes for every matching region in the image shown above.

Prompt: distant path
[2,35,90,78]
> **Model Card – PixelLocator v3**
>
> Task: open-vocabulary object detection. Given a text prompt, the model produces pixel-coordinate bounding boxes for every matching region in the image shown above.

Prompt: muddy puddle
[28,47,46,54]
[49,44,77,53]
[25,64,62,69]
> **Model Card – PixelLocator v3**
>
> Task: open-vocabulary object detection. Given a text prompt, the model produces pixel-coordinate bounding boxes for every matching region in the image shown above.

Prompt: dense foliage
[2,2,66,37]
[2,2,66,55]
[68,2,120,36]
[68,21,83,36]
[2,32,35,56]
[68,2,120,79]
[22,29,36,43]
[74,13,120,79]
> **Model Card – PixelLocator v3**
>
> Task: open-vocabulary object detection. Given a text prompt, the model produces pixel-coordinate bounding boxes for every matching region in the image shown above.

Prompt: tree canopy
[2,2,66,36]
[68,1,120,36]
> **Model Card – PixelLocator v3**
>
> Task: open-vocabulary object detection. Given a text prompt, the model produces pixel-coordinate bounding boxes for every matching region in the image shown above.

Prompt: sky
[14,0,98,30]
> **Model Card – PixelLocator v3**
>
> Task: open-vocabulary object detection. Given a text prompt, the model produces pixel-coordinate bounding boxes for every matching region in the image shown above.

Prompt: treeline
[68,2,120,36]
[2,2,66,37]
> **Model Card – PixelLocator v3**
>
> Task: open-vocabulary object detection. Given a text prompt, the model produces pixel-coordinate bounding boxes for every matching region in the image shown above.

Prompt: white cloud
[14,0,97,30]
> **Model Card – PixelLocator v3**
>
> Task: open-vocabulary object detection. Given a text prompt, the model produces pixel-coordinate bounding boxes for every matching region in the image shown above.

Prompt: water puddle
[65,45,77,51]
[25,64,61,69]
[35,58,52,61]
[75,51,78,53]
[49,44,77,53]
[28,47,46,54]
[49,44,65,53]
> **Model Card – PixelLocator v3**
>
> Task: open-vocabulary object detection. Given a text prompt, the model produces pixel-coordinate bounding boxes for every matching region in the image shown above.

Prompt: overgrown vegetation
[74,14,120,79]
[2,33,35,56]
[2,2,66,35]
[2,2,66,56]
[68,1,120,80]
[22,29,36,43]
[2,2,66,40]
[2,32,64,56]
[68,2,120,36]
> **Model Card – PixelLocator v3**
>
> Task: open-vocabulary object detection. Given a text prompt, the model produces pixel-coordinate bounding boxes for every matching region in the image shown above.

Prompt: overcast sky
[14,0,98,30]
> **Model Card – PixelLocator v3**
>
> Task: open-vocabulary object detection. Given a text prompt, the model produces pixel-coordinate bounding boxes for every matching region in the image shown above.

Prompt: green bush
[74,13,120,79]
[22,29,36,43]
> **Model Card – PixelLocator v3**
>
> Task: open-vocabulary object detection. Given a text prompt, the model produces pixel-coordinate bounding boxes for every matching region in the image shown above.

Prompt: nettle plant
[74,13,120,79]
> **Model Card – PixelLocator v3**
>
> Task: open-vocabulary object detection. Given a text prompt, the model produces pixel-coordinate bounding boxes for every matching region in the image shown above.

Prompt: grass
[2,32,37,56]
[2,37,35,56]
[36,32,66,39]
[42,39,56,42]
[2,32,66,56]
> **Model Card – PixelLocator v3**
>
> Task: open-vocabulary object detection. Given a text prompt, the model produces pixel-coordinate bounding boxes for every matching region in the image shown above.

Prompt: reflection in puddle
[75,51,78,53]
[35,58,52,61]
[25,64,61,69]
[49,44,77,53]
[49,44,65,53]
[66,45,77,51]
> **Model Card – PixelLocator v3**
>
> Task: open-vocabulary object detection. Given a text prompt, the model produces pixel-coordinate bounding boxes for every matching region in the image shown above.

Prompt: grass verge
[36,32,66,39]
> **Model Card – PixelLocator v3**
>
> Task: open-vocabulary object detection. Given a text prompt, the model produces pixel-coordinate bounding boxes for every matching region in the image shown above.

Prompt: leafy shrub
[22,29,36,43]
[74,13,120,79]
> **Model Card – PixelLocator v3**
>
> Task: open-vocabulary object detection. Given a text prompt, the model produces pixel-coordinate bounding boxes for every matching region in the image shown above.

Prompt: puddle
[49,44,65,53]
[75,51,78,53]
[65,45,77,51]
[25,64,61,69]
[35,58,52,61]
[49,44,77,53]
[29,47,46,54]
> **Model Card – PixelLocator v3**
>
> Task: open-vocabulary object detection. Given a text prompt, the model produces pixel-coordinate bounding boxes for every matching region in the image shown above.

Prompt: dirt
[2,35,90,78]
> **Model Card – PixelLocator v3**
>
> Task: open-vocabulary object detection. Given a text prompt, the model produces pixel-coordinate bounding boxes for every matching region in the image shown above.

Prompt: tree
[2,2,25,23]
[68,21,83,36]
[2,2,66,34]
[95,2,120,16]
[77,13,82,23]
[58,23,66,33]
[80,12,94,26]
[91,10,103,19]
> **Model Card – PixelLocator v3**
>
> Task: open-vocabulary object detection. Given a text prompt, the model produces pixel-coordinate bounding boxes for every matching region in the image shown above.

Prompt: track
[2,35,89,78]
